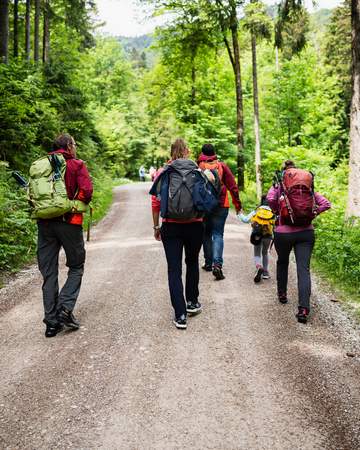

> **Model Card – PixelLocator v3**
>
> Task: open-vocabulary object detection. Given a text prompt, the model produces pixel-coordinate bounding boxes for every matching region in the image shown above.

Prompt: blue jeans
[203,207,229,267]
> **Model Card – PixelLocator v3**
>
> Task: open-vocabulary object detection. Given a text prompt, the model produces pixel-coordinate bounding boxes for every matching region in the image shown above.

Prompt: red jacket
[49,149,93,225]
[197,154,242,211]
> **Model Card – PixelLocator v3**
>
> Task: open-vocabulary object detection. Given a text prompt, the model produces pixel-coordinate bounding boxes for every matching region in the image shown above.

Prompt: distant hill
[117,35,154,54]
[311,8,333,29]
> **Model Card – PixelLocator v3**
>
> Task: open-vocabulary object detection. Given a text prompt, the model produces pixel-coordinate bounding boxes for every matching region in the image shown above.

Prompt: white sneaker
[262,270,270,280]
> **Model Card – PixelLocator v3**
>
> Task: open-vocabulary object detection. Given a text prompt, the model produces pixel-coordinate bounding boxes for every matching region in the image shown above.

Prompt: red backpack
[278,168,317,226]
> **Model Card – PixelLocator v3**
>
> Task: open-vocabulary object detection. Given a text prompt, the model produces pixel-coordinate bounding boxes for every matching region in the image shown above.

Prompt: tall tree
[206,0,246,189]
[324,0,351,161]
[14,0,19,58]
[244,1,272,201]
[156,7,217,124]
[347,0,360,217]
[42,0,50,63]
[275,0,309,60]
[25,0,31,60]
[34,0,40,62]
[142,0,246,189]
[0,0,9,63]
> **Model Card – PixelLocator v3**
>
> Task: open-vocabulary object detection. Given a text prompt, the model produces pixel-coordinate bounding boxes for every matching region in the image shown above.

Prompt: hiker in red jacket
[37,133,93,337]
[198,144,242,280]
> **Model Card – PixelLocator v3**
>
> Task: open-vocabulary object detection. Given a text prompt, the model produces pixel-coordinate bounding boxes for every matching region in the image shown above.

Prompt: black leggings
[161,222,204,319]
[274,230,315,310]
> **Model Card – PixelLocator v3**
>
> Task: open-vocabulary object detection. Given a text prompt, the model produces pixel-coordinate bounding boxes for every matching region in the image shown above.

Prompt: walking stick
[87,206,93,242]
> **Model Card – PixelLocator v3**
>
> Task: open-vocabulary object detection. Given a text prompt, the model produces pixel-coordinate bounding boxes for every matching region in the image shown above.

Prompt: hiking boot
[254,266,264,283]
[186,301,202,315]
[213,265,225,280]
[278,293,288,304]
[262,270,270,280]
[173,314,187,329]
[202,264,212,272]
[45,323,63,338]
[58,308,80,330]
[296,307,309,324]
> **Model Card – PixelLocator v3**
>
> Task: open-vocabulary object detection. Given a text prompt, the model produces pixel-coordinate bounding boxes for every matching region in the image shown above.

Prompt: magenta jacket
[266,186,331,233]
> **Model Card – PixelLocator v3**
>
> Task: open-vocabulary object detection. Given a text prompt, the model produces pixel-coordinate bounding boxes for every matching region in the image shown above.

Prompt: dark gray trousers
[274,230,315,310]
[37,221,85,326]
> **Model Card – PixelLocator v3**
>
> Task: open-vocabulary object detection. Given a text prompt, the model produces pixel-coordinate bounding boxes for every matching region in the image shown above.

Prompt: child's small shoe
[254,265,264,283]
[262,270,270,279]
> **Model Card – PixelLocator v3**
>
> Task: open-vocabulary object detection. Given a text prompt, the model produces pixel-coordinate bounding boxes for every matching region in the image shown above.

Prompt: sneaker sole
[296,316,308,324]
[262,275,270,280]
[186,307,202,315]
[254,268,264,283]
[173,320,187,329]
[62,322,80,330]
[279,298,288,304]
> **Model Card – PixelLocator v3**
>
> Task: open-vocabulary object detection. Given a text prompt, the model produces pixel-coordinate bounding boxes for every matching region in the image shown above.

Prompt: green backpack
[28,153,87,219]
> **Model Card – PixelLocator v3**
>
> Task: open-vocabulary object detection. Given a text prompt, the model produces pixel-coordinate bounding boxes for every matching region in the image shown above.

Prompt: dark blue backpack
[192,171,220,214]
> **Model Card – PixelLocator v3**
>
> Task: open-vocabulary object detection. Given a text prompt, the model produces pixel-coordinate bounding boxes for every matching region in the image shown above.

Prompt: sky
[95,0,344,37]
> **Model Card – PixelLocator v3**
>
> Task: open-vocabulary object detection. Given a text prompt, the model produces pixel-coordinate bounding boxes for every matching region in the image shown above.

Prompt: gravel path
[0,182,359,450]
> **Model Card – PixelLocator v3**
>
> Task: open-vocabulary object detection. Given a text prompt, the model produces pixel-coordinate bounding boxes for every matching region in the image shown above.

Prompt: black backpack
[149,159,219,219]
[165,159,201,220]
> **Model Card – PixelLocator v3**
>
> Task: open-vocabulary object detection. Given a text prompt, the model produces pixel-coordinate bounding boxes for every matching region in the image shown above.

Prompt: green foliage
[0,63,60,170]
[243,1,273,40]
[275,3,309,59]
[0,164,36,272]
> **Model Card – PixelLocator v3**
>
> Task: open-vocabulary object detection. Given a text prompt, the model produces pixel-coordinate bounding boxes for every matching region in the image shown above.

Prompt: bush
[0,164,36,272]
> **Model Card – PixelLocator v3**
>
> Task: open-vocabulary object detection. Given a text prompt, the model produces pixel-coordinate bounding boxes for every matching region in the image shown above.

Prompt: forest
[0,0,359,309]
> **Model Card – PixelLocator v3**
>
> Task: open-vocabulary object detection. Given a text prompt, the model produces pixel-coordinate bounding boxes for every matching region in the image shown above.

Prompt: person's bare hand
[154,229,161,241]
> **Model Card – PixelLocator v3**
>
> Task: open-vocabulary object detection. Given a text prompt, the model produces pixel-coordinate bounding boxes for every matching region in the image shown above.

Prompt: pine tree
[42,0,50,63]
[0,0,9,63]
[347,0,360,217]
[34,0,40,62]
[13,0,19,58]
[244,1,272,201]
[25,0,31,60]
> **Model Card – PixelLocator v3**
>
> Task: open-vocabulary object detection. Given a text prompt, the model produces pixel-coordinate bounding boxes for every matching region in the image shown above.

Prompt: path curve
[0,182,359,450]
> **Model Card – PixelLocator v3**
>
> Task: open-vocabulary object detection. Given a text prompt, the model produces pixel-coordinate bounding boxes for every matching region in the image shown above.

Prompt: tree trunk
[42,0,50,63]
[251,33,262,202]
[275,45,279,72]
[190,46,197,124]
[230,8,245,191]
[0,0,9,63]
[34,0,40,62]
[347,0,360,217]
[13,0,18,57]
[25,0,31,60]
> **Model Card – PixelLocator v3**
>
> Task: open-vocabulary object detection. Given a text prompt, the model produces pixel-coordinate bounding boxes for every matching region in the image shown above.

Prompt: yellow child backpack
[251,206,275,236]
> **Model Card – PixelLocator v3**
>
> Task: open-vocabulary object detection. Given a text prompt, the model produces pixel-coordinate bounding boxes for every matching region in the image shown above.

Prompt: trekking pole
[87,206,93,242]
[12,171,28,188]
[276,171,295,225]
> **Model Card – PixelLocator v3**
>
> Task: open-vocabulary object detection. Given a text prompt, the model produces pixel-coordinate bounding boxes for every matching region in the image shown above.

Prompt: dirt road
[0,182,359,450]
